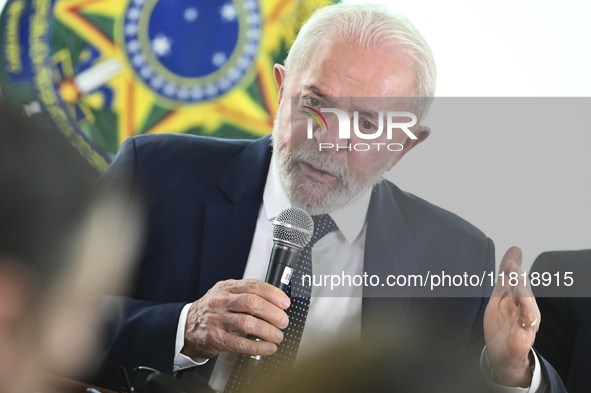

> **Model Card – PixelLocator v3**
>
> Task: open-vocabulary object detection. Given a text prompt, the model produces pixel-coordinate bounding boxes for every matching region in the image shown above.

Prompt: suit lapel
[198,136,272,298]
[362,181,417,333]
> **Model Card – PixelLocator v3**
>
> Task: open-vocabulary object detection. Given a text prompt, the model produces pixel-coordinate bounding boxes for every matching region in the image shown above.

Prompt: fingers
[224,279,290,330]
[182,279,291,359]
[495,247,540,331]
[184,314,279,358]
[227,279,291,310]
[483,247,541,386]
[218,331,277,356]
[226,292,289,330]
[502,246,523,269]
[515,290,540,333]
[492,246,526,298]
[499,252,540,331]
[223,312,285,344]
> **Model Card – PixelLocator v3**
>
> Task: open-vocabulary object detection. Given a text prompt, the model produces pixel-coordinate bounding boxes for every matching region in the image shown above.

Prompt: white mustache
[289,144,350,184]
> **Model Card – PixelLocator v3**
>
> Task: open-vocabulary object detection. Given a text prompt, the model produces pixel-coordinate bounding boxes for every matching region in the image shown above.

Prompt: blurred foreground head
[0,104,143,393]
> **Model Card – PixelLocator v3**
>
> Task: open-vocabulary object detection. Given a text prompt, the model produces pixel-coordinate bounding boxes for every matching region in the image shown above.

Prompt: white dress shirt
[173,157,545,393]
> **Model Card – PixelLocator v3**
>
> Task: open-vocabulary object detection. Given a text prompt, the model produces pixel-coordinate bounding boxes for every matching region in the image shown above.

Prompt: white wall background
[345,0,591,96]
[344,0,591,271]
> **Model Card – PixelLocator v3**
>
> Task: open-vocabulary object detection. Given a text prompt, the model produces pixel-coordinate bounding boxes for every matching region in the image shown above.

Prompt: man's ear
[405,125,430,151]
[386,125,431,171]
[273,64,286,103]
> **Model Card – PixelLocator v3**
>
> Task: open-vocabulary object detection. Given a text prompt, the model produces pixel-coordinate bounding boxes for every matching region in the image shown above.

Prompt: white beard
[272,110,397,215]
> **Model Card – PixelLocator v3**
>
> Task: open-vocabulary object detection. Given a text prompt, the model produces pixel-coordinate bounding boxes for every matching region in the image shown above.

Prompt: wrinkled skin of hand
[484,246,540,387]
[182,279,290,359]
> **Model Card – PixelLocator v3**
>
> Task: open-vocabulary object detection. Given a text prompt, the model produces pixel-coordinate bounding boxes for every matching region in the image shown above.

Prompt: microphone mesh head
[272,207,314,249]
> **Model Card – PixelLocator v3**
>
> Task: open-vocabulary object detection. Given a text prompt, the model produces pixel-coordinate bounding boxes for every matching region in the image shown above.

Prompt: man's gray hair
[284,3,436,120]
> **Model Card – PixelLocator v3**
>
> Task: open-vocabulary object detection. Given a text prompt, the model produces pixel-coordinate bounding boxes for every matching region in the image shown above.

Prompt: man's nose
[313,115,349,150]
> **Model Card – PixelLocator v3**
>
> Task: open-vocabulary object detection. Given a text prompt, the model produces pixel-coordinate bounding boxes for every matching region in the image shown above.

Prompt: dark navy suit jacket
[532,249,591,393]
[94,133,565,392]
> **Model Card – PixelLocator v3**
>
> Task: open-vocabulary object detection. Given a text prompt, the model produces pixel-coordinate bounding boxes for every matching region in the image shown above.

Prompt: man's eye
[361,120,376,130]
[306,97,321,107]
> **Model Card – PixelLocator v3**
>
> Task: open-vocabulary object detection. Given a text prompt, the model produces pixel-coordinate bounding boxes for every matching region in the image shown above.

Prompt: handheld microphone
[241,208,314,386]
[265,207,314,292]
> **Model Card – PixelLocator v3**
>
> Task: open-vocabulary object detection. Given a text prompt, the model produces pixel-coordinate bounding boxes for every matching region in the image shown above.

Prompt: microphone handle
[264,241,301,292]
[245,242,301,352]
[241,242,302,390]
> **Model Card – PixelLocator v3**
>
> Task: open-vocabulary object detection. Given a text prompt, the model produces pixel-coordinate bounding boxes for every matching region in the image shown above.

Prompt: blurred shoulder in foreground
[260,323,495,393]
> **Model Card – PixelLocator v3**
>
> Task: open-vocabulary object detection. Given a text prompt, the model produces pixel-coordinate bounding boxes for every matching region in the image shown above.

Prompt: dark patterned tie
[224,214,337,393]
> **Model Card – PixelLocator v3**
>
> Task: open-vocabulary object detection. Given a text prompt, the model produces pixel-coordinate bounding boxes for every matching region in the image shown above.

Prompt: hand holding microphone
[180,208,313,360]
[245,208,313,356]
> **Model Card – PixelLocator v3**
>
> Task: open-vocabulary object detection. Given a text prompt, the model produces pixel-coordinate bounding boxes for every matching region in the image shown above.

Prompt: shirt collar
[263,157,372,245]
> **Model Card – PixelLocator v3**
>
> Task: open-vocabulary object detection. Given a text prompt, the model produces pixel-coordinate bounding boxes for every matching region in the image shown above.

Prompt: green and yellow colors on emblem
[0,0,336,172]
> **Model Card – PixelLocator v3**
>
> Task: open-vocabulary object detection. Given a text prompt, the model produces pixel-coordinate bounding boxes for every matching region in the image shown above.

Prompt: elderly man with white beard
[93,3,566,393]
